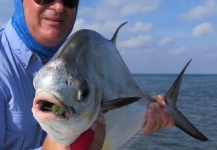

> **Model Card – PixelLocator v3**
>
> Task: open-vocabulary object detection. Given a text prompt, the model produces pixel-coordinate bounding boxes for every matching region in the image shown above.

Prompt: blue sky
[0,0,217,74]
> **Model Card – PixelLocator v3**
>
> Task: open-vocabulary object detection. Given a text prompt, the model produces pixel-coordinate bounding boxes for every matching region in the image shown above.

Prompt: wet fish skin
[32,22,208,149]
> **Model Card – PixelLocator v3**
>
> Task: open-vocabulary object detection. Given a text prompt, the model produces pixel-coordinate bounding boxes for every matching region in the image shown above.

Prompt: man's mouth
[45,17,63,23]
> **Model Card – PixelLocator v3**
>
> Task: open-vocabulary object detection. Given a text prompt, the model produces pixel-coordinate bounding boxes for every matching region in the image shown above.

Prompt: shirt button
[31,54,37,61]
[22,63,26,67]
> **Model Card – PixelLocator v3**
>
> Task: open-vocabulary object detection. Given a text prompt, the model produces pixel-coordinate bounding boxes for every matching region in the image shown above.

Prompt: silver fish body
[32,23,208,149]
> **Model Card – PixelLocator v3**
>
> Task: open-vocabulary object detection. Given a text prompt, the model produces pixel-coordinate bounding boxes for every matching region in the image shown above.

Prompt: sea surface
[127,74,217,150]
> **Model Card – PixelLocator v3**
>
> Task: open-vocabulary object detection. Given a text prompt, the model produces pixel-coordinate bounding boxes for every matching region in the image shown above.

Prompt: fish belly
[103,100,147,150]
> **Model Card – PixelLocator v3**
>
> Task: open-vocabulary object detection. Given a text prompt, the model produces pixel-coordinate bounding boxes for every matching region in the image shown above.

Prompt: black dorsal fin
[111,22,128,45]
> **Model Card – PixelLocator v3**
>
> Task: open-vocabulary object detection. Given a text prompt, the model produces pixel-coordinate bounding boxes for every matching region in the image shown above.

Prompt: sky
[0,0,217,74]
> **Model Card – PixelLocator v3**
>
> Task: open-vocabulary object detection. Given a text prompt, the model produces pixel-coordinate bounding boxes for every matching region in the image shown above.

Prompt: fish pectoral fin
[174,109,208,141]
[101,97,141,113]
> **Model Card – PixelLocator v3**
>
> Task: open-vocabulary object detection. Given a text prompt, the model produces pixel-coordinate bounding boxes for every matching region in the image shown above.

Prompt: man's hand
[143,95,174,135]
[89,116,106,150]
[42,116,106,150]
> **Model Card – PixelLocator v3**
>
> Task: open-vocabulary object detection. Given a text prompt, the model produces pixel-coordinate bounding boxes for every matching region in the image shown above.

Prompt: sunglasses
[34,0,79,8]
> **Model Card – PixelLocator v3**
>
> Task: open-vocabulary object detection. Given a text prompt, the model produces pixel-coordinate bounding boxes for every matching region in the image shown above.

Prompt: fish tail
[165,59,208,141]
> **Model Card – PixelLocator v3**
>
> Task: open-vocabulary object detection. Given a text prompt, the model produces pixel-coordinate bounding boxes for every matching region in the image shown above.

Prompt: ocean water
[127,74,217,150]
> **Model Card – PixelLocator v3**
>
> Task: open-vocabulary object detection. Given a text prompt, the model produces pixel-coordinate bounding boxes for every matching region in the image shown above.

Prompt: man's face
[23,0,76,47]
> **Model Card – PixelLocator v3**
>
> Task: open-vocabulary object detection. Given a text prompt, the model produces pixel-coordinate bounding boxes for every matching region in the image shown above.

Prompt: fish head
[32,23,132,146]
[32,34,104,145]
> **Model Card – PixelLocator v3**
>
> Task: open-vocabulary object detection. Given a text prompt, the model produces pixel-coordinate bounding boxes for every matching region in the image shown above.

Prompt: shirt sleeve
[0,86,6,148]
[70,129,95,150]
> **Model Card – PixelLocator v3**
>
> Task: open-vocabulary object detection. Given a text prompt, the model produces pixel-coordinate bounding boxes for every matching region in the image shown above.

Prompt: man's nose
[50,0,65,13]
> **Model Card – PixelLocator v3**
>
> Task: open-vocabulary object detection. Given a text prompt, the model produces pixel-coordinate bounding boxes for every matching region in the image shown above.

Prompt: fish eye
[77,80,89,101]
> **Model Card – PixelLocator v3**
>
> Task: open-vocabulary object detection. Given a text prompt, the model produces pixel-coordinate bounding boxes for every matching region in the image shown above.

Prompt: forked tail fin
[165,59,208,141]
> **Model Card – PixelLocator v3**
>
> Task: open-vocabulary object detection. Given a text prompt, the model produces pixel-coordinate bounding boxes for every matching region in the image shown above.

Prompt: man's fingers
[152,103,164,131]
[152,103,174,129]
[143,104,156,135]
[143,102,175,135]
[151,95,166,107]
[89,116,106,150]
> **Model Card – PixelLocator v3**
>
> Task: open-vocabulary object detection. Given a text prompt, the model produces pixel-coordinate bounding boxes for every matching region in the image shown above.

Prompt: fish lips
[32,91,75,121]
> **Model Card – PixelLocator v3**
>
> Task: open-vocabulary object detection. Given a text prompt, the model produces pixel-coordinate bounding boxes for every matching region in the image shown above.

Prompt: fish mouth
[32,92,75,120]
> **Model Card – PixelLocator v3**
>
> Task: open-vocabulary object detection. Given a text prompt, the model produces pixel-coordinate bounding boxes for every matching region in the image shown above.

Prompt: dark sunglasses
[34,0,79,8]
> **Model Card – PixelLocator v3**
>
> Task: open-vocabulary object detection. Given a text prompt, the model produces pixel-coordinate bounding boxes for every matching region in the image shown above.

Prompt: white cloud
[167,47,188,55]
[73,18,126,36]
[192,22,214,37]
[129,22,153,33]
[181,0,217,20]
[159,36,174,46]
[120,0,161,16]
[78,0,162,22]
[120,35,152,48]
[78,4,119,22]
[76,0,162,38]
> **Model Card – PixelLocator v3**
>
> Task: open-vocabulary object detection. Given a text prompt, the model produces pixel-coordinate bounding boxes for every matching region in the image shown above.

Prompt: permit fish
[32,22,208,149]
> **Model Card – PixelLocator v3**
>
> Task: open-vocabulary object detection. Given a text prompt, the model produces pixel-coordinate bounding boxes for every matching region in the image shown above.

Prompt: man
[0,0,174,149]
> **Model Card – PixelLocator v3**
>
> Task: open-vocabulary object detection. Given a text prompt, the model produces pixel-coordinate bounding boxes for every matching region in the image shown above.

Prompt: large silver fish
[32,22,208,149]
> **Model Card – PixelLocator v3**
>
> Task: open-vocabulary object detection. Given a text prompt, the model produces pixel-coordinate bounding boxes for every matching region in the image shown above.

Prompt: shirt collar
[4,19,36,69]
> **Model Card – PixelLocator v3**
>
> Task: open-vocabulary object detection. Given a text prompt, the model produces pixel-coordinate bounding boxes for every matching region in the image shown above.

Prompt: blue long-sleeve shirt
[0,20,46,149]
